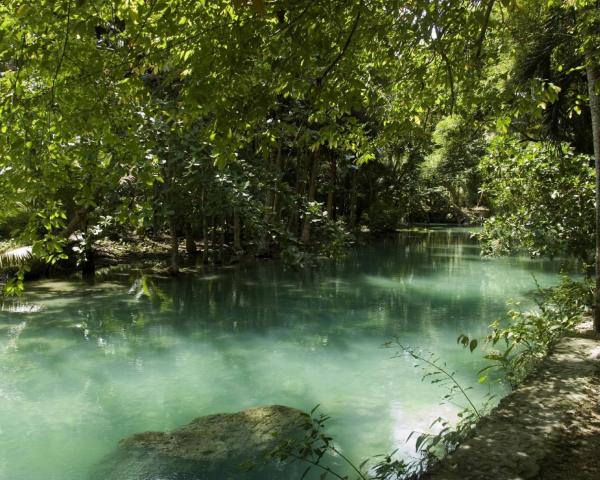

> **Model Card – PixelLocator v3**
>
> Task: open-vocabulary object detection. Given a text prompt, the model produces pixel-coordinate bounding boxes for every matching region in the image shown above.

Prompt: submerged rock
[91,405,311,480]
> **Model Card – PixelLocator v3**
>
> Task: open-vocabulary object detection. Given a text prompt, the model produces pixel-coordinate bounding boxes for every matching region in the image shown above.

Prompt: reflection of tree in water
[0,231,572,354]
[0,231,574,480]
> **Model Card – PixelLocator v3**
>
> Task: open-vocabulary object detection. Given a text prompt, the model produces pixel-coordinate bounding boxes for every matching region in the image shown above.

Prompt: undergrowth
[462,275,592,387]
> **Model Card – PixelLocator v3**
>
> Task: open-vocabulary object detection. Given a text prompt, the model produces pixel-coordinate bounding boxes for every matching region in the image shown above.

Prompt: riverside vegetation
[0,0,599,313]
[1,0,600,479]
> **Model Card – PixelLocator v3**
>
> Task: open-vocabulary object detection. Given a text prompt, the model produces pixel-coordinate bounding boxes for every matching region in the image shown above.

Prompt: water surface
[0,230,572,479]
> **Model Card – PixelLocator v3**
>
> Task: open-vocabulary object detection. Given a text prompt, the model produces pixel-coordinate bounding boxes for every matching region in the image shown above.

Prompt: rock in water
[91,405,311,480]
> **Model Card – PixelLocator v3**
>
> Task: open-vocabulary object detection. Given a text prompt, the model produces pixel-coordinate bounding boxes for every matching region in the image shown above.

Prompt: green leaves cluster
[269,406,408,480]
[0,0,513,286]
[461,276,592,388]
[479,137,594,262]
[1,0,597,295]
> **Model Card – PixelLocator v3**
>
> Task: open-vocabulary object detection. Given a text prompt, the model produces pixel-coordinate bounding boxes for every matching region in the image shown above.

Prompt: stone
[91,405,312,480]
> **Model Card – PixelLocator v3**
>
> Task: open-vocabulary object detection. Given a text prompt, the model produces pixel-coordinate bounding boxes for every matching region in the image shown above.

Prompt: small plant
[268,405,407,480]
[384,341,493,476]
[261,274,590,480]
[266,336,501,480]
[460,275,591,388]
[319,219,354,259]
[0,245,33,296]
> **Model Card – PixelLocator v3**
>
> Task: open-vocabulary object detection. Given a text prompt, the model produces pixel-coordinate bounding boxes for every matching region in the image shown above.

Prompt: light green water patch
[0,230,576,480]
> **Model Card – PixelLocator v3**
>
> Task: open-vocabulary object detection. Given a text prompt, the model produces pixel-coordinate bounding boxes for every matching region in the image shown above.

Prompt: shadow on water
[0,229,579,480]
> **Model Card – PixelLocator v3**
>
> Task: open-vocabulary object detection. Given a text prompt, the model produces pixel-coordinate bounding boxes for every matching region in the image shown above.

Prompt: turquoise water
[0,230,573,479]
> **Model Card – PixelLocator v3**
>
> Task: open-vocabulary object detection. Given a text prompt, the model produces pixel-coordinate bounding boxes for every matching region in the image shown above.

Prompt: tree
[476,0,600,330]
[1,0,598,334]
[480,137,595,264]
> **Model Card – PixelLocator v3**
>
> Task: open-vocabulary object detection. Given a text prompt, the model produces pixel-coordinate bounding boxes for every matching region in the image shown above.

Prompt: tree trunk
[201,188,207,265]
[169,220,179,275]
[349,168,358,229]
[586,62,600,332]
[152,184,161,237]
[265,141,281,220]
[301,150,319,244]
[219,217,226,264]
[288,152,307,236]
[210,216,216,264]
[233,208,242,252]
[81,227,95,279]
[202,216,208,265]
[327,153,336,220]
[185,223,197,255]
[272,142,282,218]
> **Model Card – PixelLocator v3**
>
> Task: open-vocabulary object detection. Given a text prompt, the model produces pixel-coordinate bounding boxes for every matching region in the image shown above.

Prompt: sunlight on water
[0,230,575,480]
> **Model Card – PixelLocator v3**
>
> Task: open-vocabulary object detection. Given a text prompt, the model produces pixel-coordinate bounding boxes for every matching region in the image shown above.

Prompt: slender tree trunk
[233,208,241,252]
[265,142,281,220]
[327,153,337,220]
[202,216,208,265]
[288,152,306,235]
[349,169,358,229]
[185,223,197,255]
[210,216,216,265]
[201,188,207,265]
[301,150,319,244]
[152,184,160,237]
[81,227,95,279]
[169,219,179,275]
[586,62,600,332]
[272,141,282,218]
[219,217,225,264]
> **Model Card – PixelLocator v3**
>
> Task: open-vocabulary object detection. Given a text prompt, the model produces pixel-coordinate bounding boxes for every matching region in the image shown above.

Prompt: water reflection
[0,230,575,480]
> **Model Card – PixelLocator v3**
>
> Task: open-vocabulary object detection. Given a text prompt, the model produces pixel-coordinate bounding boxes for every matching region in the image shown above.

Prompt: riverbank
[2,226,479,283]
[422,320,600,480]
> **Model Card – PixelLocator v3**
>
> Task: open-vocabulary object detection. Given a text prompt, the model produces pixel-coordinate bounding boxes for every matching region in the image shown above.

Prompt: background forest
[0,0,598,315]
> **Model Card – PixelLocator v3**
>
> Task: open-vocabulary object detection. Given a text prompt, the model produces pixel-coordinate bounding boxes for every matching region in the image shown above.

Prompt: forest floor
[92,237,259,277]
[94,237,173,268]
[423,319,600,480]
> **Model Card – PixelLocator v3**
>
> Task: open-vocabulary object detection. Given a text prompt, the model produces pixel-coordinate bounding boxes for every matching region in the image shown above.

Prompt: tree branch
[12,33,26,107]
[315,5,362,88]
[434,26,456,115]
[51,0,72,108]
[474,0,496,61]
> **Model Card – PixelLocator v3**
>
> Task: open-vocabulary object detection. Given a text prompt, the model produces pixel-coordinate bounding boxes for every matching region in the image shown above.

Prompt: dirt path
[423,324,600,480]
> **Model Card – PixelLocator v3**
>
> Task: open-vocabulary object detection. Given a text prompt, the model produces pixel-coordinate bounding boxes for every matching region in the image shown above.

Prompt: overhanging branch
[315,5,362,88]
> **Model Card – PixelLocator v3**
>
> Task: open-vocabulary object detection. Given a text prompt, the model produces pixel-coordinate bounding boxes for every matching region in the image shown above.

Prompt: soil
[92,236,243,275]
[422,321,600,480]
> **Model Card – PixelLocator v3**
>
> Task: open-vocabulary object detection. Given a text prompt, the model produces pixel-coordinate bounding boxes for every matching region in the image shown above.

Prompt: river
[0,228,573,479]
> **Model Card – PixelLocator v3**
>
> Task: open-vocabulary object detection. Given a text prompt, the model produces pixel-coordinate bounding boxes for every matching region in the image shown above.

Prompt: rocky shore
[423,324,600,480]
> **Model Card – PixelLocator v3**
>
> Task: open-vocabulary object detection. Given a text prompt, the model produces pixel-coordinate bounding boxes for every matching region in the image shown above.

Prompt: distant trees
[1,0,599,331]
